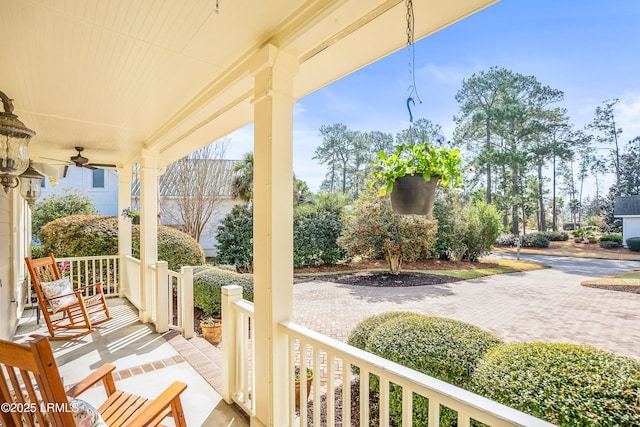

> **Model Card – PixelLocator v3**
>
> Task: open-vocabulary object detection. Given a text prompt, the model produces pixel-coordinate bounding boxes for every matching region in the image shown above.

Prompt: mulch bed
[294,271,460,287]
[293,258,496,287]
[582,284,640,294]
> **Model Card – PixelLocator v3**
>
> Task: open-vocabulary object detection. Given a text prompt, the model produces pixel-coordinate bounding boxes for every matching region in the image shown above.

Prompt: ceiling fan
[43,147,117,177]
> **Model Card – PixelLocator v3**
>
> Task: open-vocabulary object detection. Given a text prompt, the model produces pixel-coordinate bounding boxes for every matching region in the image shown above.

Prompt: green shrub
[431,193,501,262]
[214,264,237,272]
[193,268,253,315]
[495,233,517,246]
[539,231,569,241]
[471,342,640,426]
[293,204,346,267]
[521,233,550,248]
[346,311,415,350]
[30,245,46,259]
[32,189,97,241]
[462,201,502,261]
[215,204,254,271]
[599,234,623,244]
[599,241,620,249]
[627,237,640,252]
[338,189,437,274]
[363,314,503,426]
[40,215,205,270]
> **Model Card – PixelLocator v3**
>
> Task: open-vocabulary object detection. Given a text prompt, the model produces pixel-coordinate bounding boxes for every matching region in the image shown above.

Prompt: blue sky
[226,0,640,194]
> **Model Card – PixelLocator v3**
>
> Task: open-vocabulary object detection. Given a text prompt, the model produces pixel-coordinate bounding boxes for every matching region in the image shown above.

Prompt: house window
[41,178,46,188]
[92,169,105,188]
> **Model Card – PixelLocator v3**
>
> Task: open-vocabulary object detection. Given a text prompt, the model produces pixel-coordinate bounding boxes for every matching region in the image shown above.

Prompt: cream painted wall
[622,217,640,248]
[0,190,29,340]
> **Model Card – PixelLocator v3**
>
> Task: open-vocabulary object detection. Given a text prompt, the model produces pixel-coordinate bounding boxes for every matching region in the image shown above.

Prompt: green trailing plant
[471,342,640,426]
[371,143,462,195]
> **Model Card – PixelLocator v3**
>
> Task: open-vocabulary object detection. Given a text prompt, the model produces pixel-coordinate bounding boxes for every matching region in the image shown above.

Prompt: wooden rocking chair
[0,336,187,426]
[25,253,112,340]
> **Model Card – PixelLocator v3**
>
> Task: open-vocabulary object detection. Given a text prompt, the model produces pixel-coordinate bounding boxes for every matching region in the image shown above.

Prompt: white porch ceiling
[0,0,497,170]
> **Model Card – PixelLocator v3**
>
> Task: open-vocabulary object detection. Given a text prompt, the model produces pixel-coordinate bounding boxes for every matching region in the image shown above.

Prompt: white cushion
[69,398,107,427]
[40,277,78,313]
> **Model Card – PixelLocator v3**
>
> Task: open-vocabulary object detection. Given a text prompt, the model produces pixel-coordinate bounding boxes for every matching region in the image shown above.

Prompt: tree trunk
[385,250,402,275]
[485,119,492,204]
[552,155,557,231]
[538,165,546,231]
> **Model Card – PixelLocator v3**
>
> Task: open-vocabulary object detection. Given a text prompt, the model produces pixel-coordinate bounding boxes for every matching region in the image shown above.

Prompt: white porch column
[251,45,298,427]
[117,167,133,297]
[139,150,159,323]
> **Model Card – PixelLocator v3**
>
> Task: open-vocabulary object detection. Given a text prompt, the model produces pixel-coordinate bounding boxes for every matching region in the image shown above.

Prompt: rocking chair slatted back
[0,337,188,427]
[25,253,112,340]
[0,337,76,426]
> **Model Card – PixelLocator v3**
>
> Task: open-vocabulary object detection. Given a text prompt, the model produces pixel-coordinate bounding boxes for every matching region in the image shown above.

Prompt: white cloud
[617,93,640,140]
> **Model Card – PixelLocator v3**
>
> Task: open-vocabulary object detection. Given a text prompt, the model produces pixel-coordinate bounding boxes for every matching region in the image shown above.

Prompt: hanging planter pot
[372,143,462,216]
[389,174,439,215]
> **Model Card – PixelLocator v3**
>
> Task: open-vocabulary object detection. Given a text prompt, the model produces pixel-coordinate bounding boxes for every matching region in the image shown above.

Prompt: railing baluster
[342,358,351,426]
[402,385,412,427]
[360,366,369,426]
[380,378,390,427]
[327,353,335,427]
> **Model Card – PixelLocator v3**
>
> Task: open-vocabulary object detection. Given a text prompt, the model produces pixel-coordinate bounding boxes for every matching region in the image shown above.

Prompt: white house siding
[160,199,240,258]
[622,216,640,248]
[40,167,119,216]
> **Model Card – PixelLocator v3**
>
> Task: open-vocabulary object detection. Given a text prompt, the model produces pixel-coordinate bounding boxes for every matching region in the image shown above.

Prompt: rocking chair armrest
[126,381,187,426]
[66,363,117,398]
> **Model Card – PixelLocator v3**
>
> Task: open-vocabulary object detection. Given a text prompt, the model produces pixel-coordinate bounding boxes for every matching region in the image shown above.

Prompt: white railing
[26,255,121,309]
[122,255,142,308]
[221,290,553,426]
[153,261,194,339]
[221,285,255,416]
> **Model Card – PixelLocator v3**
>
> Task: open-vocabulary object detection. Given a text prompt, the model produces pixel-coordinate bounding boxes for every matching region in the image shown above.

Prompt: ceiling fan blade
[88,163,117,168]
[84,164,98,171]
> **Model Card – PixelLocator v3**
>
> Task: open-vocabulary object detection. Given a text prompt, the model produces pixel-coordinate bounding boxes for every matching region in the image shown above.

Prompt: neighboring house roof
[132,159,237,198]
[614,196,640,216]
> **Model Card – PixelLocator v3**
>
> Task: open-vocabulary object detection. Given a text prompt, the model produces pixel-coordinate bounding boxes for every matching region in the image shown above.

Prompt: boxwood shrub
[626,236,640,252]
[359,314,503,426]
[495,233,517,246]
[521,232,550,248]
[471,342,640,426]
[193,267,253,315]
[599,234,623,245]
[346,311,416,350]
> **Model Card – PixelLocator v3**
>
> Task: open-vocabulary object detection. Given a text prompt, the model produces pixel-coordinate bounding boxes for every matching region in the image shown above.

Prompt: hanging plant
[372,143,462,195]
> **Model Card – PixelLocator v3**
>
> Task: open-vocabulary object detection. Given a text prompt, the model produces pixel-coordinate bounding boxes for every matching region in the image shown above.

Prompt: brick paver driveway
[293,254,640,360]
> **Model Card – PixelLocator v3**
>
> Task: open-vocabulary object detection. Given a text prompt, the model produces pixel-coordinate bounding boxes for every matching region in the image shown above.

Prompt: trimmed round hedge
[349,313,502,426]
[193,267,253,315]
[366,315,503,386]
[471,342,640,426]
[346,311,416,351]
[40,215,205,270]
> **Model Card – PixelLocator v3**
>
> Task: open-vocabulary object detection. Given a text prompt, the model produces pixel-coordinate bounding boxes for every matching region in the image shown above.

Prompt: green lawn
[581,270,640,287]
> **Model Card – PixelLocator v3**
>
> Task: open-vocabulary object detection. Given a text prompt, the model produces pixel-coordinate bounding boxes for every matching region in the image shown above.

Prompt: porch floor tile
[14,298,248,427]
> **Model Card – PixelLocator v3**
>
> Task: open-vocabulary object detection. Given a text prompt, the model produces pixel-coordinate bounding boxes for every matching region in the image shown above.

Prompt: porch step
[162,330,224,393]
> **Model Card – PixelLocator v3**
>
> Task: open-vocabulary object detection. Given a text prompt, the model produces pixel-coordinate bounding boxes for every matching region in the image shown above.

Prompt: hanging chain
[405,0,421,137]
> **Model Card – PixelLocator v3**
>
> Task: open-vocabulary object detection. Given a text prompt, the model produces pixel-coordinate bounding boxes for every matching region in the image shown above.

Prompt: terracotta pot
[295,375,313,410]
[389,174,439,216]
[200,322,222,345]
